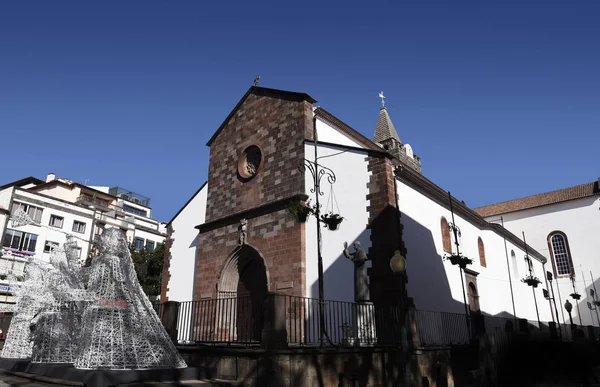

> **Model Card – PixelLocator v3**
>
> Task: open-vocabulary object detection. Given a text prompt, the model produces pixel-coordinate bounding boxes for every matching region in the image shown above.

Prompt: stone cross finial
[378,91,385,108]
[254,75,260,87]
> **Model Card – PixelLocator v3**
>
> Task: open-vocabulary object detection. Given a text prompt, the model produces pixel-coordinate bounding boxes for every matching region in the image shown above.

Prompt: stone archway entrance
[217,245,268,341]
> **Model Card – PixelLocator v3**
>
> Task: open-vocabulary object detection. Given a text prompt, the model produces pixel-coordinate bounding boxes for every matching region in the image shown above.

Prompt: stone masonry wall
[366,154,406,305]
[195,91,314,299]
[204,93,313,223]
[195,209,305,299]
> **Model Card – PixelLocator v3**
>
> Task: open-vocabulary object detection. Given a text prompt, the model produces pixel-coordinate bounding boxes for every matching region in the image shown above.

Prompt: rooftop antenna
[84,178,90,186]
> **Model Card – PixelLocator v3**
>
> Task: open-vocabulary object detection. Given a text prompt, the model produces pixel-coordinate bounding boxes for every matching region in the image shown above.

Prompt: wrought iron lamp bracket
[299,159,336,196]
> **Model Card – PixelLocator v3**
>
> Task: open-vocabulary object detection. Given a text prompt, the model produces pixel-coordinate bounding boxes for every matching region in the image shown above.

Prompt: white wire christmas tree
[0,208,186,370]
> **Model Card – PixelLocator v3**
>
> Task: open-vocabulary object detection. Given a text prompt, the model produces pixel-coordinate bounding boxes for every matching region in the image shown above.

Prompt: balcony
[76,196,110,211]
[108,187,150,207]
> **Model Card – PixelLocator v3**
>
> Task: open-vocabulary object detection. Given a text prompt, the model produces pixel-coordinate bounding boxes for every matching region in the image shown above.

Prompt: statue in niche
[343,241,371,302]
[239,218,248,245]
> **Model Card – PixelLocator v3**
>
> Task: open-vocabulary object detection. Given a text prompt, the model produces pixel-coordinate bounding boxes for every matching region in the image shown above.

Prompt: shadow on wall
[182,346,406,387]
[307,210,467,312]
[400,212,465,314]
[309,229,369,304]
[189,233,199,249]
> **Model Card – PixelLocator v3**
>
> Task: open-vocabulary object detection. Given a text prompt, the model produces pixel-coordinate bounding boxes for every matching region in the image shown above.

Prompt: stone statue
[343,241,371,302]
[239,218,248,245]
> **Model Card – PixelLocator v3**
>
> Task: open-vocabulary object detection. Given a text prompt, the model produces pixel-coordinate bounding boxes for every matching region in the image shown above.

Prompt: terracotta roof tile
[474,179,600,217]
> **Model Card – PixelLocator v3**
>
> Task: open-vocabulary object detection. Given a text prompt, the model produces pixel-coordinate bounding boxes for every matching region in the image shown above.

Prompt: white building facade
[0,174,167,303]
[475,180,600,327]
[163,86,555,337]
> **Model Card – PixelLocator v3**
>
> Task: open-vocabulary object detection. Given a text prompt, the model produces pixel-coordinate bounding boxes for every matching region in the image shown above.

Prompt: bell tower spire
[372,91,422,173]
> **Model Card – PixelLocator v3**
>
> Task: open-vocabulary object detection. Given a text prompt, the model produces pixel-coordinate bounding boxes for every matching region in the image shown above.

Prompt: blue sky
[1,1,598,222]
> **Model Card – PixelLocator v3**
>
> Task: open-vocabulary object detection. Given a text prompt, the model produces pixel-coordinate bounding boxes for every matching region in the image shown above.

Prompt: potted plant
[445,254,473,269]
[321,212,344,231]
[341,323,355,347]
[570,292,582,300]
[521,275,542,288]
[288,199,313,223]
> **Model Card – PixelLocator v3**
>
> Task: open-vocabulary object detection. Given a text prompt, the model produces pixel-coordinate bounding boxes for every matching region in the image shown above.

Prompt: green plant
[0,274,7,280]
[288,198,312,222]
[16,275,24,282]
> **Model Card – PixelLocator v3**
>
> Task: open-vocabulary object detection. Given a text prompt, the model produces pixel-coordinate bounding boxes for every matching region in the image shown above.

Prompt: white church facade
[162,85,558,338]
[475,179,600,328]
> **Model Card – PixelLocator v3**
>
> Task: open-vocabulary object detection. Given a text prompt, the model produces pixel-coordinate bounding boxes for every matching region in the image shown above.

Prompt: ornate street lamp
[565,300,575,338]
[520,232,541,327]
[568,274,583,326]
[441,192,472,333]
[544,271,562,340]
[297,118,344,347]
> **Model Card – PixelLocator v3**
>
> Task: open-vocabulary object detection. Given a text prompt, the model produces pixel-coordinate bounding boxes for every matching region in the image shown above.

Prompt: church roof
[206,86,316,147]
[373,107,401,144]
[394,165,548,264]
[473,179,600,217]
[314,108,385,153]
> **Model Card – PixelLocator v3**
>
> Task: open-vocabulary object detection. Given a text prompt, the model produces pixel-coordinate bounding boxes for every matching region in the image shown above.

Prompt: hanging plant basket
[570,292,582,300]
[592,300,600,307]
[288,199,313,223]
[521,275,542,288]
[445,254,473,269]
[321,213,344,231]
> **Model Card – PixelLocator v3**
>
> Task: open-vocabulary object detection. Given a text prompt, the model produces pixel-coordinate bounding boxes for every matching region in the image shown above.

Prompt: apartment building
[0,173,166,302]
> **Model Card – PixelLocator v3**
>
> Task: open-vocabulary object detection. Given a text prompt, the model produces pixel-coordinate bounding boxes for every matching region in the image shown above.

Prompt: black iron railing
[164,296,600,347]
[173,295,404,347]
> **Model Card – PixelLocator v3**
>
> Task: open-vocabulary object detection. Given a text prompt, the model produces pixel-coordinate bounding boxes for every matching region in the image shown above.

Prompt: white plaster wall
[166,184,207,302]
[5,190,95,263]
[304,143,371,302]
[34,185,79,202]
[0,187,14,209]
[491,196,600,326]
[134,229,166,246]
[315,117,365,149]
[397,180,553,323]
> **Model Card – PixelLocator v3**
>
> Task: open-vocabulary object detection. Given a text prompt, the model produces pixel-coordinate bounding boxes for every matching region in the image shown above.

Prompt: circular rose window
[237,145,262,181]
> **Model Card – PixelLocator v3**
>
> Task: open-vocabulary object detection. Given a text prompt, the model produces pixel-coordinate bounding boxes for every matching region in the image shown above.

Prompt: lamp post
[568,274,583,326]
[590,271,600,325]
[565,300,575,339]
[520,232,541,328]
[442,192,473,334]
[298,117,342,347]
[390,250,409,387]
[545,271,562,340]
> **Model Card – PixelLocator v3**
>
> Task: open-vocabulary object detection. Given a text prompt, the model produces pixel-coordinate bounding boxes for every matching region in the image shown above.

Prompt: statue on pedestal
[343,241,371,302]
[239,218,248,245]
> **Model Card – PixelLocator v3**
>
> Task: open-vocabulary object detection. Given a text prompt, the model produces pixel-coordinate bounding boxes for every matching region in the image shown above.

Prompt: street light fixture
[565,299,575,338]
[298,117,343,347]
[441,192,472,334]
[545,271,562,340]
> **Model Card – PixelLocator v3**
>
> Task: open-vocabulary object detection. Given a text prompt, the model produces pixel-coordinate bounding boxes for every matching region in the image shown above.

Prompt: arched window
[548,231,574,277]
[478,237,487,267]
[510,250,518,277]
[468,282,480,312]
[441,217,451,253]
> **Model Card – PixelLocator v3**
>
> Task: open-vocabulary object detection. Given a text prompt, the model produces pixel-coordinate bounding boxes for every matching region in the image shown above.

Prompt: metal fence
[174,296,403,347]
[413,309,471,346]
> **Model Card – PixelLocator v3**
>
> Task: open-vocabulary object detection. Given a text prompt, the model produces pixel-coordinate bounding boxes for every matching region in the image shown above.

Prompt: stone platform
[0,358,202,387]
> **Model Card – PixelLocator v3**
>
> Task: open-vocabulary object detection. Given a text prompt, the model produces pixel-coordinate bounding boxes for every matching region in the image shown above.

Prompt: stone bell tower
[373,92,422,173]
